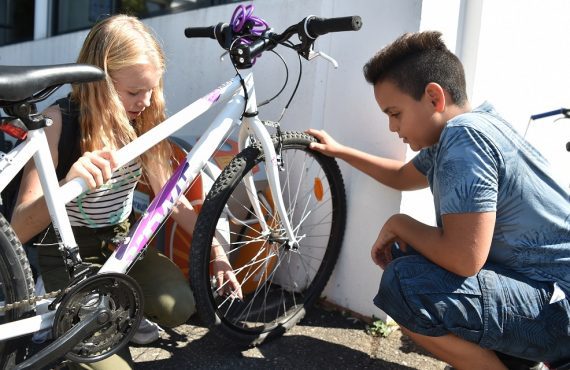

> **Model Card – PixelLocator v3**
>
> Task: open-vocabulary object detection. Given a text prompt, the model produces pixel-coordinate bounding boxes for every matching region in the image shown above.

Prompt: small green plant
[365,316,397,338]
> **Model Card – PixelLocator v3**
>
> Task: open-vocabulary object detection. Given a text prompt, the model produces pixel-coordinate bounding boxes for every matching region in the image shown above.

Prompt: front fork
[239,116,298,251]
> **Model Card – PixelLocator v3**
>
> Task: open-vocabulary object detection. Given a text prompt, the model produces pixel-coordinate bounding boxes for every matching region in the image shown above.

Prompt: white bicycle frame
[0,72,298,340]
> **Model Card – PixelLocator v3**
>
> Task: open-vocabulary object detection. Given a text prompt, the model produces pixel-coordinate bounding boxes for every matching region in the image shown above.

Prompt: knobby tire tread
[190,131,346,347]
[0,213,34,369]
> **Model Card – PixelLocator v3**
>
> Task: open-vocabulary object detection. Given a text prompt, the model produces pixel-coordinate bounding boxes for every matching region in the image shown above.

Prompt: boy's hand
[306,129,345,158]
[371,217,408,269]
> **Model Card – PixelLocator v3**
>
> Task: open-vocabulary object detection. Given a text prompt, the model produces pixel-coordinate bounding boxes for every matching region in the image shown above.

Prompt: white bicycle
[0,5,360,369]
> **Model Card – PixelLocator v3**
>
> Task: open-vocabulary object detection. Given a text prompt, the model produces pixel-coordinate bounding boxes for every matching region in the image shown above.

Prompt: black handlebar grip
[305,16,362,38]
[184,26,216,39]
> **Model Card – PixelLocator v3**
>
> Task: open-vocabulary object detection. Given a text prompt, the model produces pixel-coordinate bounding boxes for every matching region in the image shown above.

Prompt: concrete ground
[129,303,447,370]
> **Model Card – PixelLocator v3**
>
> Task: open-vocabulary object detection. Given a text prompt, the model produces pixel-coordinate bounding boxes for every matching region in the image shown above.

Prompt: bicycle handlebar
[184,15,362,68]
[304,16,363,38]
[530,108,570,152]
[184,22,229,40]
[530,108,570,120]
[184,15,362,41]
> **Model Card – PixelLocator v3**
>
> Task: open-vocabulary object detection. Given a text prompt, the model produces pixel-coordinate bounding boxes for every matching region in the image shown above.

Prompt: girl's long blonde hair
[71,14,171,180]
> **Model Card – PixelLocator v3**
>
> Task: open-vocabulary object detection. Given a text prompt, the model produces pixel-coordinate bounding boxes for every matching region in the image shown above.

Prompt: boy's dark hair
[363,31,468,106]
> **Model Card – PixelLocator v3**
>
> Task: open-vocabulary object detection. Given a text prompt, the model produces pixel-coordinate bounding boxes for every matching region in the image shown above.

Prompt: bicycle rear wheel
[190,131,346,346]
[0,213,34,369]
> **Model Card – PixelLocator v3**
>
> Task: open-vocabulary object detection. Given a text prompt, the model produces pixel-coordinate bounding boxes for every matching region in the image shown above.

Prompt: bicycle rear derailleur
[15,273,143,369]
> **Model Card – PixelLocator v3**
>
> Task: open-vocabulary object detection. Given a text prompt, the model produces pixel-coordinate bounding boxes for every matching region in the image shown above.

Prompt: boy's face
[373,80,444,151]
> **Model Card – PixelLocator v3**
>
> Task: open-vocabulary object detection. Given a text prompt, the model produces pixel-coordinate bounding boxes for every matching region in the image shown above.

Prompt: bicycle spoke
[191,133,346,344]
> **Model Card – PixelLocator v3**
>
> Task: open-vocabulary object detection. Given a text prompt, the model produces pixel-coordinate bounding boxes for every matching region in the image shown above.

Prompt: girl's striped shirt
[66,160,142,227]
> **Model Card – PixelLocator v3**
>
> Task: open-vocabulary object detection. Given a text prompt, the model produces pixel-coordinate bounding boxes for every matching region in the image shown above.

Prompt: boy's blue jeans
[374,245,570,363]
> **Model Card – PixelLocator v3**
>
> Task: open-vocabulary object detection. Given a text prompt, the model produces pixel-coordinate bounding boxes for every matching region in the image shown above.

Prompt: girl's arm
[147,165,243,299]
[11,105,117,243]
[146,164,198,237]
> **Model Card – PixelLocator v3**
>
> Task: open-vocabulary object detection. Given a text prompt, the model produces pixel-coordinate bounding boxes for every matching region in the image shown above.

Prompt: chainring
[52,272,144,363]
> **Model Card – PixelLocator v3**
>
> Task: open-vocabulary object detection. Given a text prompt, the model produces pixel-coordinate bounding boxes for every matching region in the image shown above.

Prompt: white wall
[418,0,570,188]
[469,0,570,187]
[1,0,568,319]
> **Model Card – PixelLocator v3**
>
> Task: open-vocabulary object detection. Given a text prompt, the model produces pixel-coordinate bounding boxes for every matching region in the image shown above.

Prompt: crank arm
[14,307,111,370]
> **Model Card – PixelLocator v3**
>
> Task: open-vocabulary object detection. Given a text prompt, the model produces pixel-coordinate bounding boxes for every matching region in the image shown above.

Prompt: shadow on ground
[132,332,419,370]
[130,304,445,370]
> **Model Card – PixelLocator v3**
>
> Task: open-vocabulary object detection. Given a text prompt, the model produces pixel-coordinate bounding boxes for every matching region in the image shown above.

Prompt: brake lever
[313,50,338,68]
[305,48,339,69]
[295,34,339,68]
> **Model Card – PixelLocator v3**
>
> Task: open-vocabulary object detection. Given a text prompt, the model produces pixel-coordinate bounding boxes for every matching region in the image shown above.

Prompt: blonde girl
[11,14,240,369]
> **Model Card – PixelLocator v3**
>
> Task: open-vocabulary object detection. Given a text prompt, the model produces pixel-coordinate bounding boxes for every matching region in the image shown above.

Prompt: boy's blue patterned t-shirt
[412,101,570,296]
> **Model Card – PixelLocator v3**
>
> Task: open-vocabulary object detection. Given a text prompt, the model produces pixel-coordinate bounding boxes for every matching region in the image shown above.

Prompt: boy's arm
[307,129,427,191]
[372,211,495,277]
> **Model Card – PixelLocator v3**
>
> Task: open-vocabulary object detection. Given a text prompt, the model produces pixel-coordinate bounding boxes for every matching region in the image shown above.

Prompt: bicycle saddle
[0,64,104,102]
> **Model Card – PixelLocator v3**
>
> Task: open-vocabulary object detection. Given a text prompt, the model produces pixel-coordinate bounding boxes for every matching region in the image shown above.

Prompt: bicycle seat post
[4,101,52,131]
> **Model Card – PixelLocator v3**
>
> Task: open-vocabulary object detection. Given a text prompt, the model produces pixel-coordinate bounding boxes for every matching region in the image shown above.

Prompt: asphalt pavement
[129,303,446,370]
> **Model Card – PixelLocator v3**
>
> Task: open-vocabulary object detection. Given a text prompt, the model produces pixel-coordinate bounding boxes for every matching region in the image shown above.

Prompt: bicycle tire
[190,131,346,346]
[0,213,34,369]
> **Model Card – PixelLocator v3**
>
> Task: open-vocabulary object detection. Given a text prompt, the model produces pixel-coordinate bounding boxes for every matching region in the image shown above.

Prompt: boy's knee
[373,258,407,314]
[373,256,449,336]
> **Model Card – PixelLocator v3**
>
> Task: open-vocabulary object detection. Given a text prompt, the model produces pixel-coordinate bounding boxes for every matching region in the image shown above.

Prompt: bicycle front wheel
[0,213,34,369]
[190,131,346,346]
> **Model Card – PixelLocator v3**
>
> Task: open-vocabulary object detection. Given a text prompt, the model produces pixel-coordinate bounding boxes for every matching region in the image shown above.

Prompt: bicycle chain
[0,288,65,313]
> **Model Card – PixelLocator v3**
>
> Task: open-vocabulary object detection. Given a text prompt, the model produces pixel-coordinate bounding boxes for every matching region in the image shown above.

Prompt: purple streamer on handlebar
[230,3,269,64]
[231,5,249,32]
[228,4,270,66]
[231,4,268,35]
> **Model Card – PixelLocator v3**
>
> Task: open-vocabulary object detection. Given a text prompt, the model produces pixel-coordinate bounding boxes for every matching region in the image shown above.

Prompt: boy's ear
[425,82,446,113]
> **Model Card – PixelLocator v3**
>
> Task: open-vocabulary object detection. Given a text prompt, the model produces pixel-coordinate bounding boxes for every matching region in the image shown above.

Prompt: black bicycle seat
[0,64,104,102]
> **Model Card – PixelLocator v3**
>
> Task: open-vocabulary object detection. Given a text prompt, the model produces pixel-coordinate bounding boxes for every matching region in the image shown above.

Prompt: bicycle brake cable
[227,5,303,168]
[257,48,289,108]
[275,44,303,168]
[228,36,250,120]
[277,43,303,123]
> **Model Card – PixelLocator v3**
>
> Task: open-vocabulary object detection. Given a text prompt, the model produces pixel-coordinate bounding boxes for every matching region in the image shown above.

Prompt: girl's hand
[306,129,346,158]
[65,148,117,189]
[211,246,243,300]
